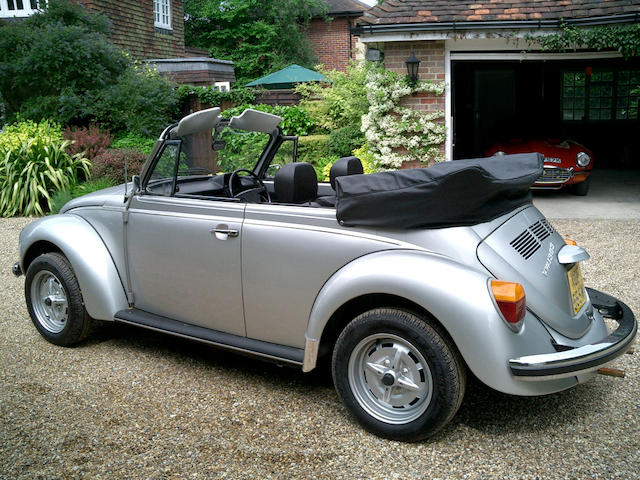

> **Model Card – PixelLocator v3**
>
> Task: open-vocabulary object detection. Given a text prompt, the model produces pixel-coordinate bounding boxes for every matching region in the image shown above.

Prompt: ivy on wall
[532,23,640,60]
[361,68,446,169]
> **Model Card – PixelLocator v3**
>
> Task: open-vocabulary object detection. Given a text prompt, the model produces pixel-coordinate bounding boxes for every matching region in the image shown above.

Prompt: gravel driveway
[1,216,638,479]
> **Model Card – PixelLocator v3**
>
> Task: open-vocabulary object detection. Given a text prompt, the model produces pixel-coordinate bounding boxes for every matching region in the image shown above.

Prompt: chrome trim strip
[509,288,636,380]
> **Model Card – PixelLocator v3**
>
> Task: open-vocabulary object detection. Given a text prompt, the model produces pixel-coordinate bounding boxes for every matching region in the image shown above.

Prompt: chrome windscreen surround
[509,288,637,381]
[534,166,574,186]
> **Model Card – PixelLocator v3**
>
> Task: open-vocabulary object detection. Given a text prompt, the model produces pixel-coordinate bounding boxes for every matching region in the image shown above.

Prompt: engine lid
[476,206,592,339]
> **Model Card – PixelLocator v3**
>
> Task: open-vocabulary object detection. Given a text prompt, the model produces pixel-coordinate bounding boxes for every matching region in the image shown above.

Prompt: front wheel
[570,177,590,196]
[332,308,466,441]
[25,252,93,346]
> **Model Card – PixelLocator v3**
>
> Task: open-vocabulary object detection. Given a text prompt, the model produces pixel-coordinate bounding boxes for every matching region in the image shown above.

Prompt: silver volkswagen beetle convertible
[13,108,637,441]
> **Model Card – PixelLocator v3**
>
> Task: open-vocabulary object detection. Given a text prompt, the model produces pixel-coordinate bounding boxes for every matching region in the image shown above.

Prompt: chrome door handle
[210,226,239,240]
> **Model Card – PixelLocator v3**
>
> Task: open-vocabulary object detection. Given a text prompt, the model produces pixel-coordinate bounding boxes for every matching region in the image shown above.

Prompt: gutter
[352,12,640,35]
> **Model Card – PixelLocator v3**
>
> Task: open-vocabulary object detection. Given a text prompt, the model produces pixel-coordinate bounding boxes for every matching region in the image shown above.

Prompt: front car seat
[314,156,364,207]
[274,162,318,204]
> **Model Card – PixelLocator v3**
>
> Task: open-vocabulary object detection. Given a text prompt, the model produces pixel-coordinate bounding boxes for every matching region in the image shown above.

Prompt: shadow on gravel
[91,322,334,386]
[449,374,605,435]
[84,322,610,438]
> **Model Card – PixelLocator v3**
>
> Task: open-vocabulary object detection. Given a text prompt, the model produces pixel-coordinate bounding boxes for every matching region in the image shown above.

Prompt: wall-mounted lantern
[405,51,420,86]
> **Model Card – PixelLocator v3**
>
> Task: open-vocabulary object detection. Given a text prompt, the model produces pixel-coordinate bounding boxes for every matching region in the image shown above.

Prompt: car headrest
[274,162,318,204]
[330,156,364,189]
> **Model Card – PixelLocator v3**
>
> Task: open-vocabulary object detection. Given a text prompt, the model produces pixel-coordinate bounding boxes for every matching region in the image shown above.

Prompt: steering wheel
[228,169,271,203]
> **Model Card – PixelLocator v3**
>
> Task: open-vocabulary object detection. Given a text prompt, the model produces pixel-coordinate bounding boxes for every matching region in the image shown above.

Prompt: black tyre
[332,308,466,441]
[24,252,93,346]
[570,177,590,196]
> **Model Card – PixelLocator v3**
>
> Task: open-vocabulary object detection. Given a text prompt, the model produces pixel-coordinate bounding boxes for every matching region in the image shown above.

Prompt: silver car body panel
[125,194,246,336]
[477,206,593,338]
[304,248,593,396]
[242,203,405,347]
[18,214,128,320]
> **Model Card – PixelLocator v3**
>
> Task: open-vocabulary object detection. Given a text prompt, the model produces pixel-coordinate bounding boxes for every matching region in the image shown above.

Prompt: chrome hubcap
[31,271,68,334]
[348,333,433,425]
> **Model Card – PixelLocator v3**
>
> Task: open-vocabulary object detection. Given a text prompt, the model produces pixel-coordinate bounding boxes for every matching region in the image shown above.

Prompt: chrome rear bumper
[509,288,636,380]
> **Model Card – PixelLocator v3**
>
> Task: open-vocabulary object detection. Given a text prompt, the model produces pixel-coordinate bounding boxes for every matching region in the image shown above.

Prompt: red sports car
[486,139,594,195]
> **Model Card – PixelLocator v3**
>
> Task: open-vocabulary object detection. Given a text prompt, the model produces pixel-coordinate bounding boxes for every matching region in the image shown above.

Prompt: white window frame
[153,0,172,30]
[0,0,42,18]
[214,82,231,92]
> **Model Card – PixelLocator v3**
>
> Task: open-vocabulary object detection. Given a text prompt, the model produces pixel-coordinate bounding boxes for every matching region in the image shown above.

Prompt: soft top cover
[335,153,543,229]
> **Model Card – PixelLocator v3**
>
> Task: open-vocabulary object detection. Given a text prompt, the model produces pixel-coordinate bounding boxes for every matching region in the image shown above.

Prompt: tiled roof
[358,0,640,25]
[326,0,369,16]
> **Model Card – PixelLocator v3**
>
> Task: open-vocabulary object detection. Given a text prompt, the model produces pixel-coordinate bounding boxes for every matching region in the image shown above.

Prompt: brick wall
[307,16,355,71]
[77,0,186,60]
[383,41,447,168]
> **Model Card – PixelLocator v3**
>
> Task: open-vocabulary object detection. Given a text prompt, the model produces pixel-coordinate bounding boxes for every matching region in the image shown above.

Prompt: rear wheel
[25,252,93,346]
[332,308,465,441]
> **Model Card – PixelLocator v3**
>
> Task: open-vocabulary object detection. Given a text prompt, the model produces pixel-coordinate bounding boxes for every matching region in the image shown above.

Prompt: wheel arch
[316,293,456,365]
[19,214,128,321]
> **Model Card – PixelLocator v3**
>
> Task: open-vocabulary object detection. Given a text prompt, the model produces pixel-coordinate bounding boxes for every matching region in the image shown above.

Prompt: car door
[125,141,246,336]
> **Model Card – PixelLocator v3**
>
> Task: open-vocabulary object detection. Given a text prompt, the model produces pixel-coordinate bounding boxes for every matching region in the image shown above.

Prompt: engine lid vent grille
[510,219,556,259]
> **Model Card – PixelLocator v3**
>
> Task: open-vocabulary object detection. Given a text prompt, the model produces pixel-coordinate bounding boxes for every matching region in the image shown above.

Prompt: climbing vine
[361,68,446,169]
[532,23,640,59]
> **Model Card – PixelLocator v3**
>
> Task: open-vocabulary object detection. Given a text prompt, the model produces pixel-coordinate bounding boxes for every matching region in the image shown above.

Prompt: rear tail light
[491,280,526,325]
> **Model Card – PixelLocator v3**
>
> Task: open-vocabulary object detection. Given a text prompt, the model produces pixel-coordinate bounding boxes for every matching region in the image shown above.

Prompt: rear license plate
[568,263,586,315]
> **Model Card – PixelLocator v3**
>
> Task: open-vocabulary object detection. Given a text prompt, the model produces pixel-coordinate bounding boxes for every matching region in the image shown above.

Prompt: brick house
[0,0,234,86]
[354,1,640,168]
[307,0,369,71]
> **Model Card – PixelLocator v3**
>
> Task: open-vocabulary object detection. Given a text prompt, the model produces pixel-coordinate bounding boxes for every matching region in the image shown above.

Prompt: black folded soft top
[335,153,544,229]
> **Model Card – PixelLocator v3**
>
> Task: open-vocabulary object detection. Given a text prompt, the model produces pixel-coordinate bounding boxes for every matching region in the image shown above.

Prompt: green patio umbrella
[245,64,328,89]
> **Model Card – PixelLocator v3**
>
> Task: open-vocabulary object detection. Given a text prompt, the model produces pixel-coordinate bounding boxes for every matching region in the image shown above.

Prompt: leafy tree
[0,0,128,122]
[0,0,177,135]
[296,62,372,131]
[184,0,327,85]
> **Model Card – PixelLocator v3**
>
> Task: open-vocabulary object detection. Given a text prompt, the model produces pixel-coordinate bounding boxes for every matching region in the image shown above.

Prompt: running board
[114,308,304,366]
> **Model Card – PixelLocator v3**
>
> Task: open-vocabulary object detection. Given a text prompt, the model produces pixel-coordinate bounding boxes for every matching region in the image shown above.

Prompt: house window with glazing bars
[154,0,171,30]
[562,70,640,121]
[0,0,41,18]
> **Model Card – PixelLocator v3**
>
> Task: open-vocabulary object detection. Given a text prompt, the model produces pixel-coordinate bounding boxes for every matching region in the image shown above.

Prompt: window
[562,69,639,121]
[153,0,171,30]
[147,142,180,196]
[0,0,41,18]
[616,70,640,120]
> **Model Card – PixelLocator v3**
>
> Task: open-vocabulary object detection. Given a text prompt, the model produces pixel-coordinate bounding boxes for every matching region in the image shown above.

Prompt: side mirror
[132,175,141,192]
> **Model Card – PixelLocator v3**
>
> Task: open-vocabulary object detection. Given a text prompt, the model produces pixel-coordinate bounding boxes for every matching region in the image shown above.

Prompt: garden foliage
[184,0,326,85]
[328,125,365,158]
[0,0,177,136]
[63,125,112,159]
[0,121,90,217]
[90,148,147,185]
[222,103,315,136]
[111,132,157,155]
[297,135,336,180]
[296,63,371,132]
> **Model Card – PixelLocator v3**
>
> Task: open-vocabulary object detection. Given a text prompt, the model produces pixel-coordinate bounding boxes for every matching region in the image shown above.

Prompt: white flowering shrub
[361,68,446,169]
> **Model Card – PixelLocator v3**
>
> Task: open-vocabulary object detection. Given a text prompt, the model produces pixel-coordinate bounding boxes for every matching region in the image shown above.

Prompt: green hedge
[297,135,336,181]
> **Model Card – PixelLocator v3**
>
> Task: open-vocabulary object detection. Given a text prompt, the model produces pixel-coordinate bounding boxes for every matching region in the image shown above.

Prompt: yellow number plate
[568,263,586,315]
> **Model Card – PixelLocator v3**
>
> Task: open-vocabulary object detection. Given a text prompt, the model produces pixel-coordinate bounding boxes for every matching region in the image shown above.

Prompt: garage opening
[452,58,640,169]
